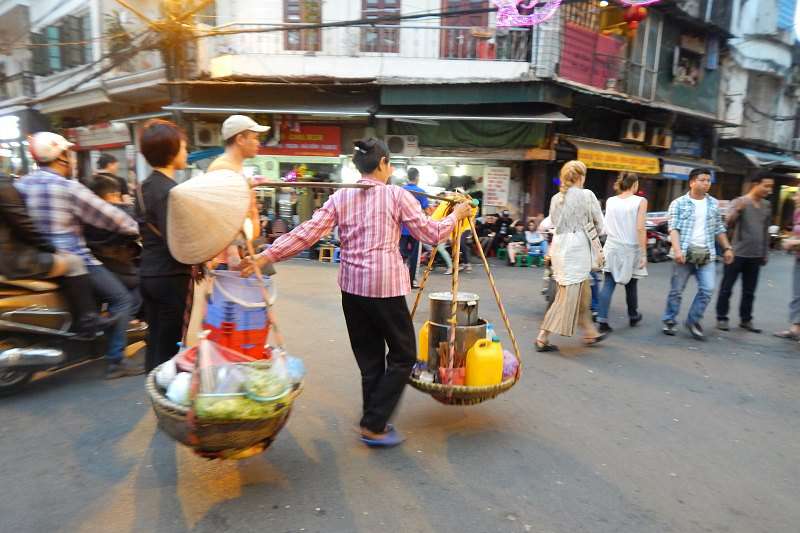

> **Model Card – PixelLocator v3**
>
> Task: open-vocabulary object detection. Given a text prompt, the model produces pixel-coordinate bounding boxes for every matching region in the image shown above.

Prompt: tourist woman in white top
[535,160,606,352]
[596,172,648,333]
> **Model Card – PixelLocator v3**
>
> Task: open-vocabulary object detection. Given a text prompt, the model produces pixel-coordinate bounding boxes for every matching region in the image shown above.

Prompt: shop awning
[374,110,572,124]
[731,147,800,171]
[661,156,722,181]
[564,136,660,174]
[162,104,371,118]
[110,111,171,124]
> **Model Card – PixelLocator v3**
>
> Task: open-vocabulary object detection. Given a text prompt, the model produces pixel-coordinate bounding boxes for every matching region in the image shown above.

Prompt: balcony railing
[210,23,531,62]
[0,72,35,100]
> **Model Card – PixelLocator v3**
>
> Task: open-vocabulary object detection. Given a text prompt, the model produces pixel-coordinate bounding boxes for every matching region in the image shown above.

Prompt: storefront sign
[259,125,341,157]
[64,122,131,151]
[662,160,716,182]
[483,167,511,207]
[671,135,703,157]
[578,147,660,174]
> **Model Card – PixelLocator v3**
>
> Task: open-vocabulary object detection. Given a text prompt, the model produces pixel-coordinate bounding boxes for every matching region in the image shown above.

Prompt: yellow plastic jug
[465,339,503,387]
[418,321,430,362]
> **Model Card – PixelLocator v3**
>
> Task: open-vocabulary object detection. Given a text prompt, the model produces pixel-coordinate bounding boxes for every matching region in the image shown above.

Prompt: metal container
[428,291,480,326]
[427,319,487,371]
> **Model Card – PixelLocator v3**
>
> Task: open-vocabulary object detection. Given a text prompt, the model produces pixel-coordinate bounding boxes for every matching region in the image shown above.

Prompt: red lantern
[623,6,647,30]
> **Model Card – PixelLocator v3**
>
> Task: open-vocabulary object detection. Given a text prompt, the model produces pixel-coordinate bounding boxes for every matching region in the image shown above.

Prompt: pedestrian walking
[535,160,606,352]
[596,172,648,333]
[774,190,800,341]
[662,168,734,340]
[715,175,774,333]
[241,138,472,447]
[399,167,428,288]
[136,120,193,372]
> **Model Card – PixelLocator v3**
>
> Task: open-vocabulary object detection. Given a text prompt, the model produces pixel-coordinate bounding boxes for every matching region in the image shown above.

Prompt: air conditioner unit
[620,119,647,143]
[384,135,420,157]
[649,127,673,150]
[194,122,221,147]
[792,138,800,152]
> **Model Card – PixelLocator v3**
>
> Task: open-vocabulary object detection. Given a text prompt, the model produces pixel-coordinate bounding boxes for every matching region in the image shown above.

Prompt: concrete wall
[722,0,799,148]
[207,0,529,83]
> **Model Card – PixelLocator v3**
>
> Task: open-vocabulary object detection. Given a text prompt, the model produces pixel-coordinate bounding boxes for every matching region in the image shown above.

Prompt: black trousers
[715,256,762,323]
[341,291,416,433]
[399,235,420,283]
[142,274,190,372]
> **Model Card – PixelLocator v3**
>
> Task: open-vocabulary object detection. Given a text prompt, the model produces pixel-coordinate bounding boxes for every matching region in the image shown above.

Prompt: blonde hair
[559,160,587,201]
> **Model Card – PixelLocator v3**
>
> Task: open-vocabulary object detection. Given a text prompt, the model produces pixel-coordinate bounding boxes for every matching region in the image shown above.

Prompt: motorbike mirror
[242,218,254,241]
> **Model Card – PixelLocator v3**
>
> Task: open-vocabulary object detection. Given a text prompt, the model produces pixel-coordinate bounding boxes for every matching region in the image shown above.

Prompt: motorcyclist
[0,173,115,336]
[15,132,143,379]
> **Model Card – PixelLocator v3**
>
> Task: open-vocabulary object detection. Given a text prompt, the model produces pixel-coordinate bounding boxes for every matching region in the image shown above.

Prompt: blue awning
[187,147,223,164]
[731,147,800,171]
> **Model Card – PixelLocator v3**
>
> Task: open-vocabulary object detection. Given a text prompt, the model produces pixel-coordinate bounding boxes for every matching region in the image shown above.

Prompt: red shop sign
[259,124,341,157]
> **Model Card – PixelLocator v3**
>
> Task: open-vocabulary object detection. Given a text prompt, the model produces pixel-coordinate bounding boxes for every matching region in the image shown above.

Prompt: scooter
[0,276,147,396]
[646,220,671,263]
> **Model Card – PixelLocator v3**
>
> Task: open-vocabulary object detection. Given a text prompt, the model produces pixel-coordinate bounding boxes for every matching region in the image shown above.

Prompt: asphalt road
[1,253,799,533]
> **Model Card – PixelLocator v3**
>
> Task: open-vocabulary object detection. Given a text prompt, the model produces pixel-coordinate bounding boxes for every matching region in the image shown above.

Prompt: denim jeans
[662,261,716,325]
[590,271,601,312]
[87,264,133,363]
[597,273,638,324]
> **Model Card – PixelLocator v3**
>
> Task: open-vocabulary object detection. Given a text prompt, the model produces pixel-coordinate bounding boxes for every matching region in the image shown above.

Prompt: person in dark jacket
[85,174,142,318]
[0,174,113,337]
[136,119,192,372]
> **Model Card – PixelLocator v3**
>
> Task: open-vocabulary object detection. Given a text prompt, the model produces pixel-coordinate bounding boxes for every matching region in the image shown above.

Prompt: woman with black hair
[242,138,472,447]
[136,119,192,373]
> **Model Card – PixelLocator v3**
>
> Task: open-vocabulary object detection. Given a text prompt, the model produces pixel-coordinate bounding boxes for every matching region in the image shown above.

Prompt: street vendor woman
[241,138,472,447]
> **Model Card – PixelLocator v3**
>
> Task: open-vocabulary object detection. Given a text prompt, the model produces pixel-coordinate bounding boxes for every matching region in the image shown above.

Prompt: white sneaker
[444,268,453,275]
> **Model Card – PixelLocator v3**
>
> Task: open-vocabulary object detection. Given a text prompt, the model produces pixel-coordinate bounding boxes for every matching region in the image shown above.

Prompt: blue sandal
[360,427,405,448]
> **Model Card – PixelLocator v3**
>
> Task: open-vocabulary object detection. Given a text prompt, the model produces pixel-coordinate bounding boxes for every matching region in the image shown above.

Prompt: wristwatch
[723,247,733,253]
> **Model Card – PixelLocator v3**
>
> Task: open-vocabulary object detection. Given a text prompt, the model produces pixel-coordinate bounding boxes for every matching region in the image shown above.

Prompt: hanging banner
[483,166,511,207]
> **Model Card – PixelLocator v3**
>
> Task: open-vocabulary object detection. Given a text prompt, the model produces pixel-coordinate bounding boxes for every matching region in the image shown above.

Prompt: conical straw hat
[167,170,251,264]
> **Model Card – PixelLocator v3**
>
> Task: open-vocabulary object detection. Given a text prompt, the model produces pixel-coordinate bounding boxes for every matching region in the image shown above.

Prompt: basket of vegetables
[146,339,305,460]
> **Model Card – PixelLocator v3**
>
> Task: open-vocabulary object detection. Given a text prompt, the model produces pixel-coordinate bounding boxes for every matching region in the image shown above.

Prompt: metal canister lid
[428,291,480,305]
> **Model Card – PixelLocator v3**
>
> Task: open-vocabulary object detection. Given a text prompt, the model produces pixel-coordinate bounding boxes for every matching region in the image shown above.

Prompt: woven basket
[145,367,301,455]
[408,375,517,406]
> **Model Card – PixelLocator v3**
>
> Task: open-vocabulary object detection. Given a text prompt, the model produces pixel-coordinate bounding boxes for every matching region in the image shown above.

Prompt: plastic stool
[497,247,508,261]
[516,254,532,267]
[333,247,341,263]
[319,245,335,263]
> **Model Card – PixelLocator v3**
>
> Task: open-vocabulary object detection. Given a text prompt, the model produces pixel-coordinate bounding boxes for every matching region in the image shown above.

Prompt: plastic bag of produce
[502,350,519,381]
[156,358,178,389]
[192,334,293,420]
[166,372,192,406]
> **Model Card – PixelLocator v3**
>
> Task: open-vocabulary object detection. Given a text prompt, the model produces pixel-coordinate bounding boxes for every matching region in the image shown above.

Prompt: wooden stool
[319,245,335,263]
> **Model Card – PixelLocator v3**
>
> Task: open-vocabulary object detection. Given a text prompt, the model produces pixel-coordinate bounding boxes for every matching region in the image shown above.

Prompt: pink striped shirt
[261,177,458,297]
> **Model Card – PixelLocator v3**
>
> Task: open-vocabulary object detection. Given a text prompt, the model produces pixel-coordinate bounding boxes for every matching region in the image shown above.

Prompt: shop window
[361,0,400,53]
[46,25,62,72]
[284,0,322,52]
[672,34,705,86]
[562,0,600,31]
[440,0,488,59]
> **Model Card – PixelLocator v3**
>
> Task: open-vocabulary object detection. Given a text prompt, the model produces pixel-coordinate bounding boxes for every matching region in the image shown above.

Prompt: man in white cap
[208,114,270,174]
[16,132,143,379]
[207,115,270,264]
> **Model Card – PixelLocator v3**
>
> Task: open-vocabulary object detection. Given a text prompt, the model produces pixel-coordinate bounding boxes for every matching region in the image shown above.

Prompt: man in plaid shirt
[662,168,734,340]
[16,132,142,378]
